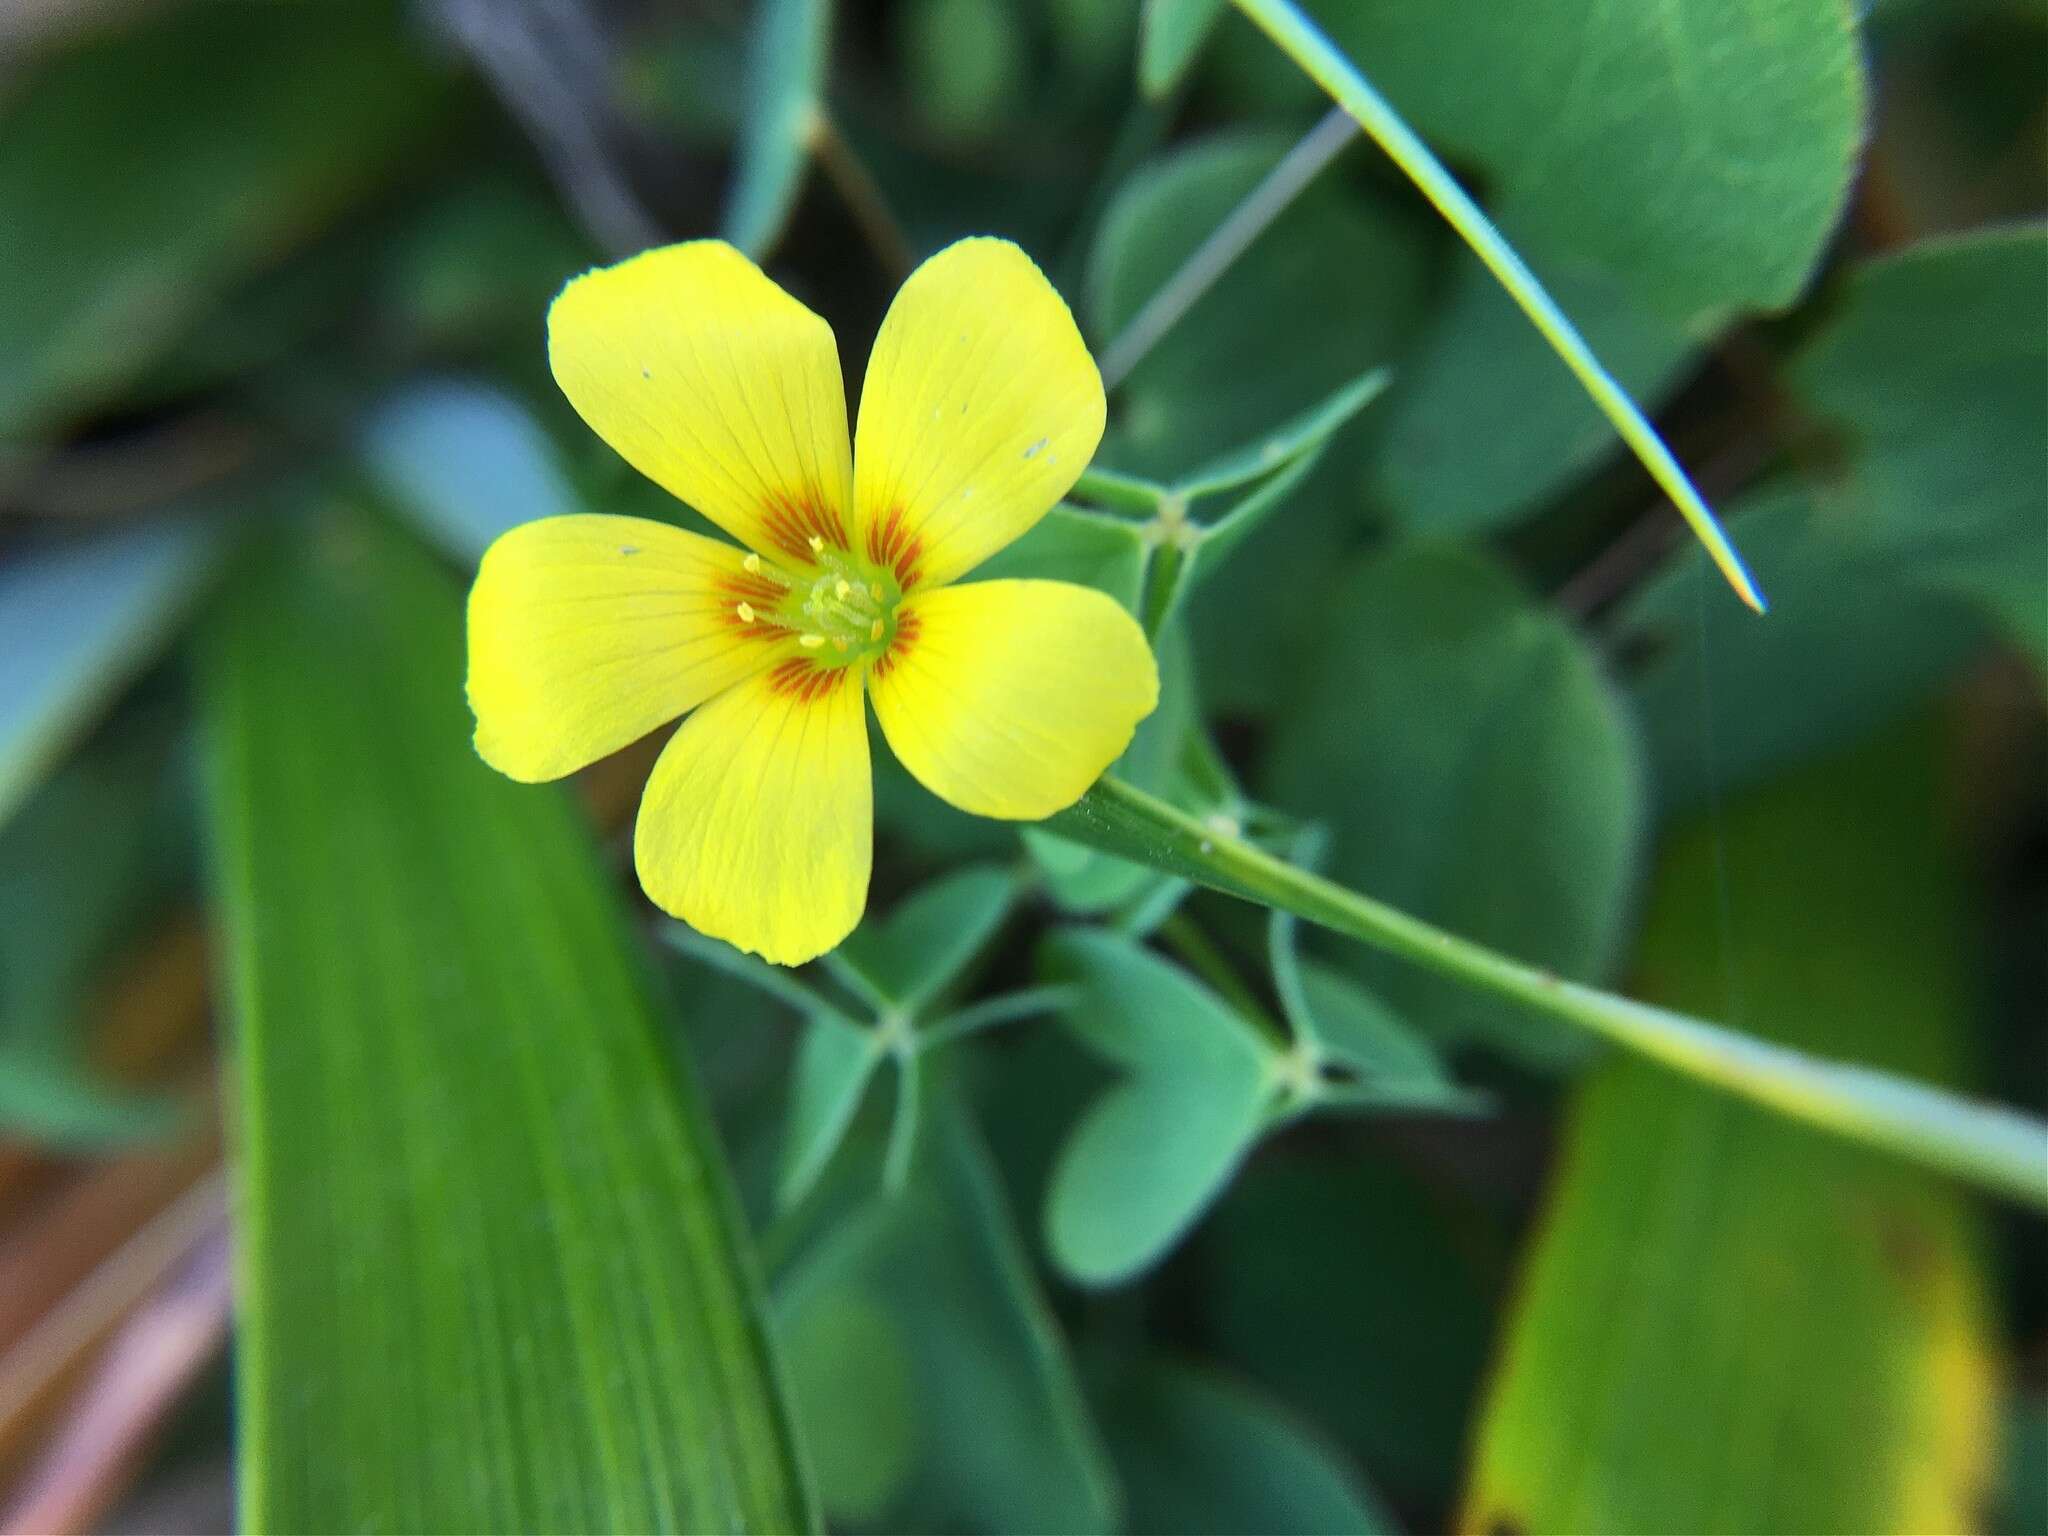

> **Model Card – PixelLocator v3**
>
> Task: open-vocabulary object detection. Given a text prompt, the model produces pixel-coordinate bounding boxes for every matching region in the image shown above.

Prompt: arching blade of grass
[199,508,813,1533]
[1231,0,1766,612]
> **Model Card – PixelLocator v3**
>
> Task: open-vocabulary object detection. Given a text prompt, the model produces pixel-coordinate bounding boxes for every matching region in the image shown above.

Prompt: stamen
[833,637,850,652]
[869,619,883,641]
[736,601,756,623]
[743,552,761,573]
[799,633,825,648]
[808,534,825,554]
[868,582,883,601]
[836,579,852,600]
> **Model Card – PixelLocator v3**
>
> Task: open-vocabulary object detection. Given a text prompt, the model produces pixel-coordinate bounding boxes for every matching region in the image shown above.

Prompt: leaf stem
[1070,464,1167,514]
[807,110,916,282]
[1229,0,1766,613]
[1047,777,2048,1209]
[1098,106,1358,390]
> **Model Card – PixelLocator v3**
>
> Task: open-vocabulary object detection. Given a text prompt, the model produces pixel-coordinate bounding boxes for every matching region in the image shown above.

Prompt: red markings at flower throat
[759,489,847,561]
[766,657,841,703]
[865,504,923,589]
[868,608,920,683]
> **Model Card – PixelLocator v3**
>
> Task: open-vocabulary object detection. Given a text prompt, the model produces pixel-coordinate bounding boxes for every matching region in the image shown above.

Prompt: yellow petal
[853,238,1104,591]
[635,657,872,965]
[468,514,786,782]
[548,241,856,563]
[868,580,1157,819]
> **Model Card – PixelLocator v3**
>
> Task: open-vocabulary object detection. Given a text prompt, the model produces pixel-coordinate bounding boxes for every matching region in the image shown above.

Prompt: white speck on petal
[1023,437,1048,459]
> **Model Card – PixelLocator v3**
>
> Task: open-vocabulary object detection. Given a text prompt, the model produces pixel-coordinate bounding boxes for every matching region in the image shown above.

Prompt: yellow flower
[466,238,1159,965]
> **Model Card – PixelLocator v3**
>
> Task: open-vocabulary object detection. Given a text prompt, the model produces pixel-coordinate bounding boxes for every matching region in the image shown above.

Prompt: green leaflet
[1138,0,1229,98]
[1264,541,1645,1068]
[723,0,833,257]
[1100,1361,1397,1535]
[1465,723,1997,1533]
[200,509,812,1533]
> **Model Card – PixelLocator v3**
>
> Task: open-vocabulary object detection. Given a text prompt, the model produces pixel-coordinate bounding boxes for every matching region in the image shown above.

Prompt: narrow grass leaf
[200,509,812,1533]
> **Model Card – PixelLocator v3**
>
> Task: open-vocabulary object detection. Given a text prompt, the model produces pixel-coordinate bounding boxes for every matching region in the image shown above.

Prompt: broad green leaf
[899,0,1027,137]
[1101,1361,1397,1535]
[1040,929,1276,1284]
[1278,0,1866,321]
[1138,0,1229,98]
[200,510,811,1533]
[1263,541,1645,1067]
[1787,226,2048,660]
[0,3,444,443]
[0,717,184,1142]
[836,864,1016,1011]
[1621,484,1987,812]
[723,0,832,257]
[1466,723,1997,1534]
[1087,129,1433,477]
[776,1089,1121,1533]
[1375,240,1698,535]
[0,517,225,831]
[779,1012,883,1210]
[359,379,578,565]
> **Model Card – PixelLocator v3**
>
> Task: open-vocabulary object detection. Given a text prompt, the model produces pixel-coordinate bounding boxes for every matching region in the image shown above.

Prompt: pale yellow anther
[836,579,852,600]
[799,633,825,649]
[833,636,850,652]
[736,601,756,623]
[743,552,762,574]
[869,619,884,641]
[808,534,825,554]
[868,582,883,601]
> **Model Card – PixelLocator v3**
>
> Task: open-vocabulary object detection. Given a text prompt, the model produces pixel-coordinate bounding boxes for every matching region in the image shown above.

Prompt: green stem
[1070,464,1167,514]
[919,986,1077,1051]
[1157,913,1288,1049]
[1097,106,1357,390]
[1047,777,2048,1210]
[1230,0,1765,614]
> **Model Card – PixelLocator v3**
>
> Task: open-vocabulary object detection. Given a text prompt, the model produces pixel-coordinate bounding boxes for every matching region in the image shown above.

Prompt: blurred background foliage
[0,0,2042,1531]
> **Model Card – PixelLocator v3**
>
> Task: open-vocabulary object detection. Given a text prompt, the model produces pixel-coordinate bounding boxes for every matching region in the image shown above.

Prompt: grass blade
[1231,0,1765,611]
[200,509,813,1533]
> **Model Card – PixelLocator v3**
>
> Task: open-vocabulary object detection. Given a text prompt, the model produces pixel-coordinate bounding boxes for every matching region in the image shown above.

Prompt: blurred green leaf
[1138,0,1229,99]
[1788,225,2048,661]
[1375,240,1698,535]
[777,1284,918,1523]
[1040,928,1276,1285]
[1088,129,1433,476]
[0,718,184,1142]
[1622,484,1988,812]
[0,518,225,832]
[1101,1361,1397,1534]
[776,1089,1121,1532]
[1264,541,1645,1067]
[1466,722,1997,1533]
[1208,1157,1501,1510]
[899,0,1027,137]
[724,0,832,258]
[360,378,578,565]
[837,864,1016,1011]
[0,2,445,444]
[779,1011,883,1210]
[200,509,811,1533]
[1281,0,1866,321]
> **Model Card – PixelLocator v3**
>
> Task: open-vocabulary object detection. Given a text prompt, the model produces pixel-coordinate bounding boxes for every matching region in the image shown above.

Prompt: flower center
[733,539,903,667]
